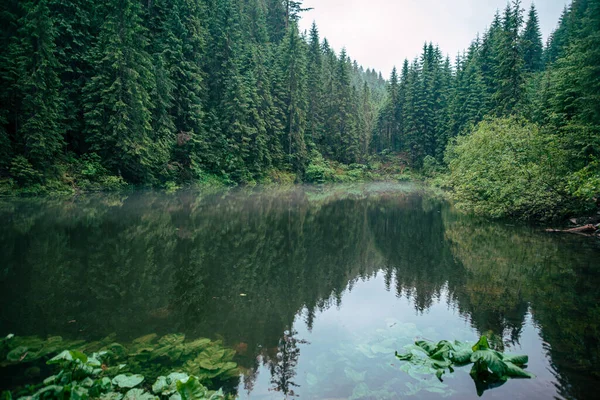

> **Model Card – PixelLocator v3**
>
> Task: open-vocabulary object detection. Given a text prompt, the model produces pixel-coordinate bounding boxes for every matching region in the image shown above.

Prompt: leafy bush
[445,117,581,220]
[305,151,336,183]
[421,155,443,178]
[568,158,600,201]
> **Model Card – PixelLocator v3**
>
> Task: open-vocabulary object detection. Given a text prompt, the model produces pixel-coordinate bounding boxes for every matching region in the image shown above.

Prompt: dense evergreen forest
[0,0,386,189]
[0,0,598,219]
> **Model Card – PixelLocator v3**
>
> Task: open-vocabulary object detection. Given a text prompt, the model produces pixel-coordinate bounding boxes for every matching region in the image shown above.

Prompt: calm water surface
[1,183,599,399]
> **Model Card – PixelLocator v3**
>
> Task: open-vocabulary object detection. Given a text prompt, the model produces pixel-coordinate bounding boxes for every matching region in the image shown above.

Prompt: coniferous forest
[0,0,599,220]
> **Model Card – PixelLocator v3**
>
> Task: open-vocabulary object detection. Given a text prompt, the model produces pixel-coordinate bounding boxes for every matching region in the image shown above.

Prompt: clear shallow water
[0,183,599,399]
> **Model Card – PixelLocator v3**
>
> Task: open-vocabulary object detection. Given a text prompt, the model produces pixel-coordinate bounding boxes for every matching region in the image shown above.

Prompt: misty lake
[1,183,599,399]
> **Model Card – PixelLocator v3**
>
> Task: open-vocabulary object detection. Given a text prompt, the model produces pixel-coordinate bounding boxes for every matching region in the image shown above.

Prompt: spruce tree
[277,22,308,174]
[83,0,158,184]
[49,0,96,155]
[14,0,64,174]
[522,4,544,73]
[151,0,208,182]
[494,0,525,115]
[306,22,324,151]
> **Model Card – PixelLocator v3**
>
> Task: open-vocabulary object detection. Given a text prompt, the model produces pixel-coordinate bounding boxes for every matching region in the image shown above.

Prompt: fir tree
[83,0,158,183]
[522,4,544,73]
[278,22,308,174]
[15,0,64,173]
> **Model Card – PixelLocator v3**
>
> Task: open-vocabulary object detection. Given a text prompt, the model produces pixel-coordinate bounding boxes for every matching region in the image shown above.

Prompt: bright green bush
[445,117,579,220]
[305,151,336,183]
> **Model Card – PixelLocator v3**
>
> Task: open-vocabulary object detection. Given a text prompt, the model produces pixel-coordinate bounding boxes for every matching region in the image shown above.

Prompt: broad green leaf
[471,336,490,352]
[415,340,437,355]
[470,349,507,377]
[123,389,157,400]
[394,351,413,361]
[176,376,209,400]
[503,354,528,366]
[435,369,444,381]
[81,377,94,388]
[504,362,535,379]
[152,373,189,395]
[70,385,89,400]
[47,350,73,364]
[112,374,144,389]
[99,393,123,400]
[7,346,29,362]
[70,350,88,363]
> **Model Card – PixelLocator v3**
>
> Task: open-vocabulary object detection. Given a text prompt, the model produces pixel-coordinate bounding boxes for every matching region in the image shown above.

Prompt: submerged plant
[0,334,238,399]
[1,348,227,400]
[395,335,534,396]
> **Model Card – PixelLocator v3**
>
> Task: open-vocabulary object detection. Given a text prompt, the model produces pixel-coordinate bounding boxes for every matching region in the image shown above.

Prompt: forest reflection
[0,184,598,399]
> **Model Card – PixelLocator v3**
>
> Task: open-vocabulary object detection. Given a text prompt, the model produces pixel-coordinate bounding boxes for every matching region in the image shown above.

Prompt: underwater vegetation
[0,334,238,399]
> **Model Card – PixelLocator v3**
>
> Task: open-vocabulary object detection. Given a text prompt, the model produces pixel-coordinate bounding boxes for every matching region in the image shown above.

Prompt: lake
[1,183,599,399]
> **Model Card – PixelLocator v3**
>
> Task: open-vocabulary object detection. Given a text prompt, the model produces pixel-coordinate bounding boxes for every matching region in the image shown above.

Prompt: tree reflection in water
[0,184,598,398]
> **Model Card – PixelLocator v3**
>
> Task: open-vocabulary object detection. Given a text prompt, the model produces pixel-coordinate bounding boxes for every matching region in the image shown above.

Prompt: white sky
[298,0,568,77]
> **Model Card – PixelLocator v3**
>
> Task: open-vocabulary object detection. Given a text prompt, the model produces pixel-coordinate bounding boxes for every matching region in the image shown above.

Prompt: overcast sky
[298,0,568,77]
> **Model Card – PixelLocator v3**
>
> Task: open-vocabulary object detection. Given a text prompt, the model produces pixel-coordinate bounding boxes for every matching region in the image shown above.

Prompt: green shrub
[445,117,579,220]
[421,155,443,178]
[568,158,600,200]
[10,156,43,186]
[305,151,336,183]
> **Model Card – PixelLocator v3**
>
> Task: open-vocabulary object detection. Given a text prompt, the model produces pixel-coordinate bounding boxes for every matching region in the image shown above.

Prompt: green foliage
[445,117,582,220]
[1,333,238,393]
[10,156,43,186]
[396,335,534,396]
[3,345,226,400]
[568,158,600,200]
[305,151,336,183]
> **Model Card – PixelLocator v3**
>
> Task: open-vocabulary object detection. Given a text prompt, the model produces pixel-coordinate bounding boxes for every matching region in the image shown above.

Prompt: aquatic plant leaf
[6,346,30,362]
[504,362,535,379]
[99,393,123,400]
[112,374,144,389]
[370,344,393,354]
[47,350,73,364]
[344,367,366,383]
[394,351,413,361]
[123,389,157,400]
[470,349,507,378]
[33,385,64,399]
[81,377,95,388]
[503,354,528,366]
[91,377,113,396]
[70,385,89,400]
[349,382,370,400]
[415,340,437,355]
[435,369,445,381]
[132,335,158,346]
[449,342,473,364]
[425,387,446,394]
[152,373,189,395]
[471,336,490,352]
[176,376,209,400]
[396,335,534,395]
